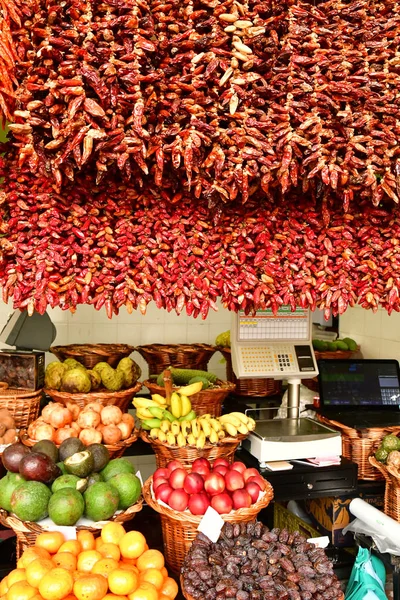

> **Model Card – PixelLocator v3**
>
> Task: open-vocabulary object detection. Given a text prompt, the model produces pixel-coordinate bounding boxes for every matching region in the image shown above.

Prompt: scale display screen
[237,307,310,342]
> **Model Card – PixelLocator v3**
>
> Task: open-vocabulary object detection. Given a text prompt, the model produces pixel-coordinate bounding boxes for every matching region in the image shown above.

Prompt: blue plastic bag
[345,547,387,600]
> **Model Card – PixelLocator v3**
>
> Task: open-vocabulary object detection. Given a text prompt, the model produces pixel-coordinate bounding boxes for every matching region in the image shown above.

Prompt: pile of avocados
[0,439,141,525]
[312,337,358,353]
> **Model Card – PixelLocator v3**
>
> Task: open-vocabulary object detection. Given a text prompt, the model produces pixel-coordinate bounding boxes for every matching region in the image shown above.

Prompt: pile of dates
[181,521,343,600]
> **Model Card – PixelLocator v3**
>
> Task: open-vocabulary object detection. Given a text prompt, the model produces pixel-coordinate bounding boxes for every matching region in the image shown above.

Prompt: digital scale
[231,307,342,467]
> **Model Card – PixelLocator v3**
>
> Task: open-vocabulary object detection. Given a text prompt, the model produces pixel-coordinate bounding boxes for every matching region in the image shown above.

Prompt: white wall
[340,306,400,361]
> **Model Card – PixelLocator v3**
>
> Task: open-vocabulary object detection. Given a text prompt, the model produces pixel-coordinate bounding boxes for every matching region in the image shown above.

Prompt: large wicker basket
[20,428,140,459]
[135,344,216,375]
[44,381,142,411]
[0,388,42,429]
[143,380,235,417]
[0,498,143,559]
[143,476,273,574]
[50,344,136,369]
[369,455,400,522]
[317,414,400,480]
[140,429,246,468]
[218,348,282,397]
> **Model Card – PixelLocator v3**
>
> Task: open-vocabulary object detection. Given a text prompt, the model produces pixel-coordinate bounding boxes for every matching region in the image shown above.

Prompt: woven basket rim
[20,428,140,452]
[51,343,136,355]
[136,343,216,353]
[140,429,246,449]
[0,388,43,399]
[143,379,235,394]
[142,476,273,523]
[44,381,142,401]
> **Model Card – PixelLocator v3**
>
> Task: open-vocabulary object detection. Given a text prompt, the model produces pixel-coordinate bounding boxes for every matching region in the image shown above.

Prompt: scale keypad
[239,346,297,375]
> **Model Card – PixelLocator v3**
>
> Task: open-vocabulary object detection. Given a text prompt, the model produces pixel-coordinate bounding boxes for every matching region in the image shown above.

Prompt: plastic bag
[345,547,387,600]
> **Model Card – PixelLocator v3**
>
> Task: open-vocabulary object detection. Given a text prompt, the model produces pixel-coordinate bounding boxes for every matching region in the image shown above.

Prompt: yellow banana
[218,430,226,440]
[223,422,238,437]
[209,428,219,444]
[170,392,182,419]
[135,408,154,420]
[237,423,250,435]
[228,412,249,424]
[209,418,222,432]
[160,419,171,433]
[201,414,212,420]
[180,394,192,417]
[247,417,256,430]
[157,430,167,443]
[196,431,206,449]
[176,381,203,396]
[187,433,196,446]
[149,428,160,440]
[218,414,242,428]
[177,432,187,448]
[134,398,160,409]
[199,418,212,437]
[151,393,167,405]
[166,432,176,446]
[180,420,192,437]
[171,421,181,437]
[191,419,200,438]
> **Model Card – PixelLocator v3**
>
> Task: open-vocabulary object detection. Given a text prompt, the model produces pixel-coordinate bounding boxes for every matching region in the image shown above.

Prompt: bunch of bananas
[148,412,256,449]
[133,390,196,430]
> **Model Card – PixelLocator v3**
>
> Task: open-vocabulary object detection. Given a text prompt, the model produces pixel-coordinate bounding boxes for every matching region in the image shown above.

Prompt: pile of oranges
[0,524,179,600]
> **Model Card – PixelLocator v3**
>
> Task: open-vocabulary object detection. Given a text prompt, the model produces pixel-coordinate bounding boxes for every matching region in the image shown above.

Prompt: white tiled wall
[340,306,400,361]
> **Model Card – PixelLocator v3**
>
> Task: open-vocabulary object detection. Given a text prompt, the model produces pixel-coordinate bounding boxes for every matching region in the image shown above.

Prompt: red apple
[155,483,173,504]
[167,460,185,472]
[204,472,225,496]
[153,467,171,481]
[169,468,187,490]
[232,489,252,510]
[168,489,189,511]
[184,472,204,494]
[247,475,267,491]
[211,492,233,515]
[192,458,211,471]
[243,468,260,483]
[213,458,230,469]
[213,465,228,477]
[246,481,262,504]
[229,461,246,474]
[153,477,170,492]
[191,463,210,478]
[225,469,245,492]
[188,492,210,516]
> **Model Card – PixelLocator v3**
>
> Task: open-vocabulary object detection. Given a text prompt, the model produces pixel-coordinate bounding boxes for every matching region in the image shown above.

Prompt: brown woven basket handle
[0,382,9,390]
[163,370,173,402]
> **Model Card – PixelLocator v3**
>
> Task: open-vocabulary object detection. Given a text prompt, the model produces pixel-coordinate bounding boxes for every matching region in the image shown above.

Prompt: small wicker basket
[50,344,136,369]
[44,381,142,411]
[314,348,360,360]
[317,414,400,480]
[369,455,400,522]
[0,388,43,429]
[140,430,246,468]
[20,429,140,459]
[135,344,216,375]
[142,476,274,574]
[218,348,282,397]
[0,498,143,559]
[143,380,235,417]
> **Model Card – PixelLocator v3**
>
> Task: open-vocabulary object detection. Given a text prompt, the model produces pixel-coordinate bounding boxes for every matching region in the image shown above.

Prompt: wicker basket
[50,344,136,369]
[140,430,246,468]
[317,415,400,480]
[0,497,143,559]
[20,429,140,459]
[0,388,42,430]
[218,348,282,397]
[44,381,142,411]
[143,476,273,574]
[314,347,360,360]
[143,380,235,417]
[135,344,216,375]
[369,455,400,521]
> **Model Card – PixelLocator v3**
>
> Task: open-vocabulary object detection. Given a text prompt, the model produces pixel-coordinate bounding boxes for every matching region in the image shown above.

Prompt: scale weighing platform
[231,307,342,466]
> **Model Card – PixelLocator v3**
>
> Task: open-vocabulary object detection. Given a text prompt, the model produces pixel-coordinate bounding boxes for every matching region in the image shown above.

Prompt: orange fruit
[58,541,82,557]
[159,596,173,600]
[7,569,27,587]
[73,574,108,600]
[53,553,77,572]
[108,569,138,596]
[119,533,146,561]
[6,580,37,600]
[159,577,178,599]
[98,543,120,562]
[92,558,119,578]
[72,572,86,583]
[101,523,126,546]
[26,558,55,588]
[38,568,74,600]
[95,538,104,552]
[35,532,65,555]
[119,564,139,574]
[136,550,164,573]
[76,550,102,573]
[160,568,168,579]
[0,578,9,597]
[19,548,52,569]
[76,531,96,552]
[101,595,128,600]
[139,569,164,591]
[127,582,158,600]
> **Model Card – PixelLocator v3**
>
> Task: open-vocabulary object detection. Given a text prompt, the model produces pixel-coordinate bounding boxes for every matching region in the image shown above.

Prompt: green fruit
[342,337,358,351]
[57,461,68,475]
[61,368,91,393]
[85,444,110,472]
[58,438,85,463]
[188,376,210,390]
[44,363,67,390]
[93,362,113,374]
[84,482,120,521]
[336,341,349,351]
[108,473,141,510]
[327,342,338,351]
[100,458,135,482]
[0,472,25,512]
[312,339,328,351]
[32,440,59,464]
[375,447,389,463]
[51,474,81,493]
[10,481,51,522]
[86,472,103,488]
[156,372,165,387]
[382,434,400,452]
[48,488,85,526]
[64,450,95,478]
[63,358,86,371]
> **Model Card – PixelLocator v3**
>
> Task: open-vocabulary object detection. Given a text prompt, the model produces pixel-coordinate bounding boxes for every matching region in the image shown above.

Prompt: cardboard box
[0,351,45,390]
[305,482,384,547]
